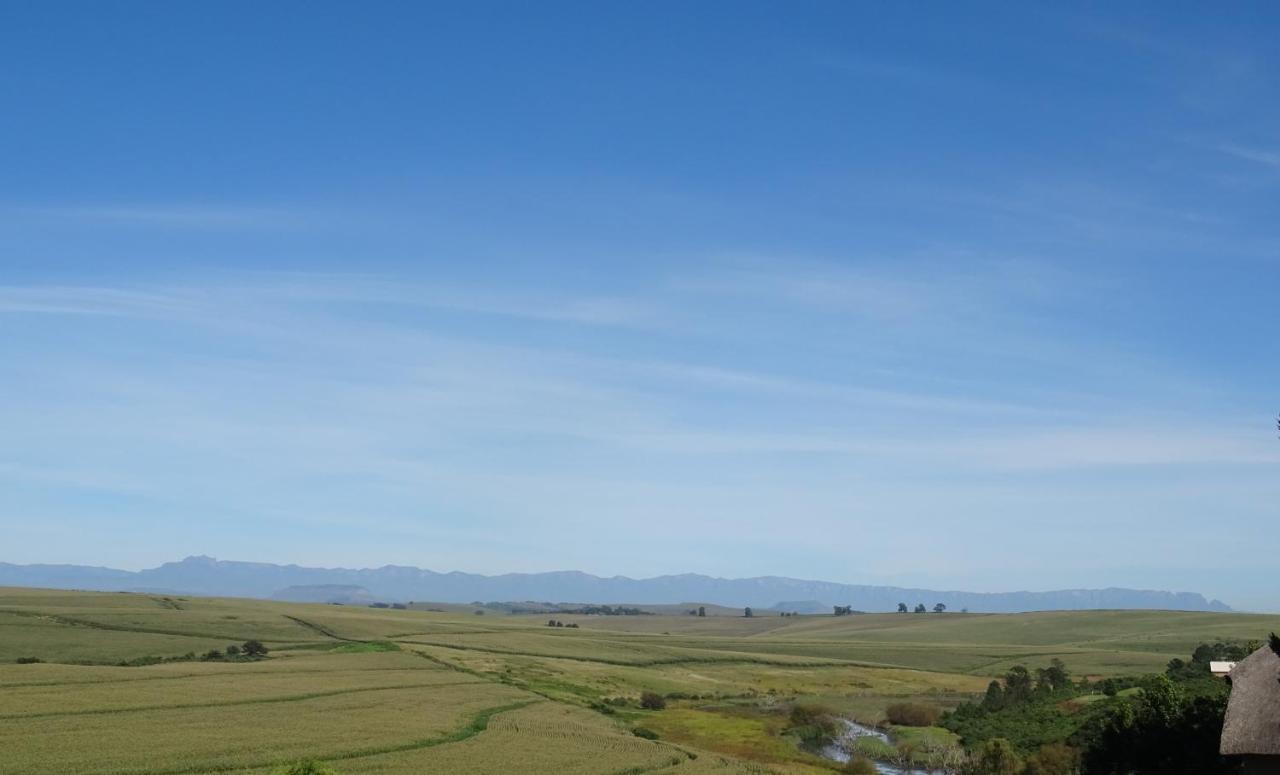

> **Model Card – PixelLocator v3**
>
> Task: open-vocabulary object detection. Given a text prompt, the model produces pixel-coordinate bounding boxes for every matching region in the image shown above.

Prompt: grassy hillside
[2,587,1277,774]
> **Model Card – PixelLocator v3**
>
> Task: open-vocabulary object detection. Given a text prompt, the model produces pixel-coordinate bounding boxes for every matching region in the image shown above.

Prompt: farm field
[2,587,1278,774]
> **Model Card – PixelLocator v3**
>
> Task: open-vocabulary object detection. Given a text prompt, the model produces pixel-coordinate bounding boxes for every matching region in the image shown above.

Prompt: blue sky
[2,2,1278,609]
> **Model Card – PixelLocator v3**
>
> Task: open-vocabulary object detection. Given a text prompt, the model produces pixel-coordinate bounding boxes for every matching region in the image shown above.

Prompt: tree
[697,606,706,617]
[1035,658,1070,693]
[744,607,753,618]
[241,640,268,658]
[639,691,666,710]
[225,644,241,657]
[934,602,947,613]
[981,680,1006,711]
[1081,676,1235,774]
[962,737,1023,775]
[1002,665,1033,703]
[897,602,908,613]
[203,649,223,661]
[914,603,927,613]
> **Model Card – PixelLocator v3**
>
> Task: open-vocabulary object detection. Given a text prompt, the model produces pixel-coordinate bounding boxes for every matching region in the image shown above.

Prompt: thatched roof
[1220,644,1280,755]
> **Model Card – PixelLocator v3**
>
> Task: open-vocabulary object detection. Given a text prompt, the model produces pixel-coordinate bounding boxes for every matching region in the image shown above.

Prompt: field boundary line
[0,607,308,644]
[280,614,362,642]
[0,680,484,721]
[79,699,541,775]
[400,638,857,669]
[0,665,447,690]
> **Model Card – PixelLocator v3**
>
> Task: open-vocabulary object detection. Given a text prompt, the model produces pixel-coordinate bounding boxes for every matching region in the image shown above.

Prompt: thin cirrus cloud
[10,204,306,229]
[1217,144,1280,170]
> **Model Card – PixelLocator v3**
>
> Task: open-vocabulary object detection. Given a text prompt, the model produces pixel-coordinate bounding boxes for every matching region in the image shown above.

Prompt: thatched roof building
[1221,643,1280,773]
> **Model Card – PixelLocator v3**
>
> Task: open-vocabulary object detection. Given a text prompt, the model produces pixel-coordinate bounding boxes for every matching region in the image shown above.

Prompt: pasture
[2,587,1277,774]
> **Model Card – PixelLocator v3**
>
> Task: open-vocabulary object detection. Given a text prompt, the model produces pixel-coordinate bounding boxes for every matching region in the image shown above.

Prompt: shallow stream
[818,719,954,775]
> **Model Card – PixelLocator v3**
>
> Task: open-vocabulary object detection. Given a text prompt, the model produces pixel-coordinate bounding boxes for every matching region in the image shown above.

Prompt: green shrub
[1023,743,1078,775]
[15,657,42,664]
[788,703,841,745]
[632,727,660,740]
[886,701,942,727]
[842,756,879,775]
[269,762,340,775]
[962,738,1023,775]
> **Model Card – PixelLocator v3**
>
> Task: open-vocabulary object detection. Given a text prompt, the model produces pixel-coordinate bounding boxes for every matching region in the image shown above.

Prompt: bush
[842,755,879,774]
[632,727,660,740]
[788,703,841,746]
[1023,743,1078,775]
[242,640,269,658]
[202,649,224,661]
[639,691,667,710]
[15,657,42,664]
[225,644,241,657]
[886,702,942,727]
[269,762,341,775]
[962,738,1023,775]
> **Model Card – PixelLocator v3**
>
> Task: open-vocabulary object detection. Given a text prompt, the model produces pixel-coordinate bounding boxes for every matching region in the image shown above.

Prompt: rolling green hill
[2,587,1275,774]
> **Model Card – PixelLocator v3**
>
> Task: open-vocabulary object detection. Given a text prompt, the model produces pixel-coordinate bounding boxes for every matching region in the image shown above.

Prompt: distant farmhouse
[1220,641,1280,774]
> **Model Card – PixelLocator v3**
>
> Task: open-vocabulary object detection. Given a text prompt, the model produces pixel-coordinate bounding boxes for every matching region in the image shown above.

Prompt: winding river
[818,719,954,775]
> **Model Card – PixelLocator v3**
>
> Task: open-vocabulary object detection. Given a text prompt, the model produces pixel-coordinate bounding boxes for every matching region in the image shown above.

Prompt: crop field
[3,587,1279,774]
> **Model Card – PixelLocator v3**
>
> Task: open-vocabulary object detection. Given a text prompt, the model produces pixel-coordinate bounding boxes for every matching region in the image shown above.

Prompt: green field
[2,587,1277,774]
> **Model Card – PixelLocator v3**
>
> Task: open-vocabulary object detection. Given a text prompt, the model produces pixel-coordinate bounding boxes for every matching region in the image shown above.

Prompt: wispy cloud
[0,286,204,317]
[10,204,304,228]
[1217,144,1280,170]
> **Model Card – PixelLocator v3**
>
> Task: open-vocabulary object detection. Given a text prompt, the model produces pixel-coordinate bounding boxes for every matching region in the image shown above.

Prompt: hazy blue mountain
[0,556,1232,613]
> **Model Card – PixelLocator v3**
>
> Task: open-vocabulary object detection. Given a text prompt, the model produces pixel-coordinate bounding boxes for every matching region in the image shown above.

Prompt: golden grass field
[3,587,1279,774]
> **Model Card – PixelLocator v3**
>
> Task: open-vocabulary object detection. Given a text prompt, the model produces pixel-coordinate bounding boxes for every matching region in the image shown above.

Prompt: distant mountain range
[0,556,1232,613]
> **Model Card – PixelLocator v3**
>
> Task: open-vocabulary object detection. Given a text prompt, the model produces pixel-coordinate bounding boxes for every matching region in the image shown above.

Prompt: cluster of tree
[685,606,707,616]
[779,611,799,617]
[833,605,855,616]
[945,641,1249,774]
[896,602,947,613]
[367,602,407,610]
[201,640,269,662]
[978,660,1074,712]
[566,605,651,616]
[1079,675,1236,775]
[1165,639,1258,682]
[544,619,580,628]
[744,607,754,617]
